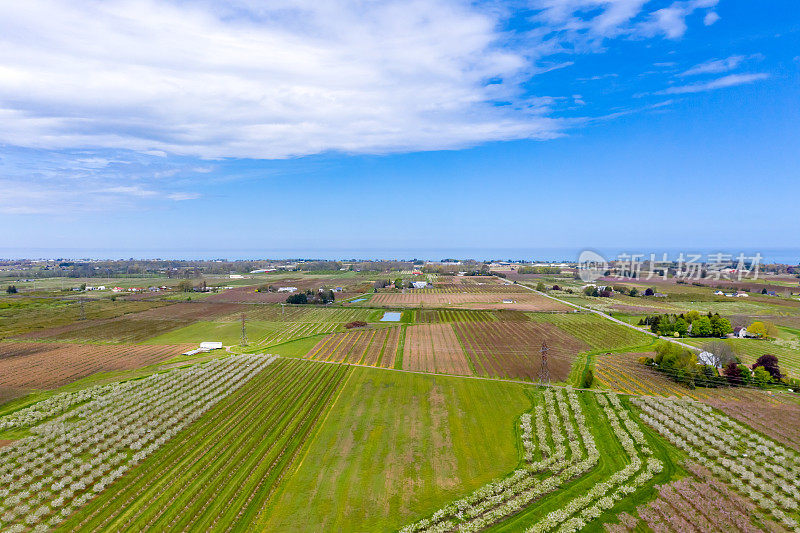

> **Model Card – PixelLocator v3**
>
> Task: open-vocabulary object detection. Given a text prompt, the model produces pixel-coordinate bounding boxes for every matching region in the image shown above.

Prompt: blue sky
[1,1,798,259]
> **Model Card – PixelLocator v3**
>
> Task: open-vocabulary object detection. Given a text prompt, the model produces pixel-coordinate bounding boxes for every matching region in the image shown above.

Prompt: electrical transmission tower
[537,341,550,385]
[240,313,248,346]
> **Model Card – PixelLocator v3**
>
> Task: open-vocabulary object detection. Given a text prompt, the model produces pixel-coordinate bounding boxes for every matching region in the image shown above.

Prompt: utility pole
[240,313,248,346]
[537,341,550,385]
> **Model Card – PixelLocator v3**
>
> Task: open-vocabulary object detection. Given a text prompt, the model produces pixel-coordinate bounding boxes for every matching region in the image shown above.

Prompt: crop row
[225,305,374,323]
[63,358,349,531]
[530,313,653,351]
[0,343,192,391]
[255,321,339,347]
[413,309,496,324]
[452,322,586,382]
[609,462,766,533]
[402,324,471,375]
[633,396,800,529]
[305,327,400,368]
[0,354,274,531]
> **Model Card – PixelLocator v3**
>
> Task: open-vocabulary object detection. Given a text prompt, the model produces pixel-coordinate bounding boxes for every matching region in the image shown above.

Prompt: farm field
[634,396,800,530]
[262,367,533,532]
[413,308,497,323]
[704,397,800,452]
[0,298,167,339]
[304,326,401,368]
[453,321,588,381]
[529,312,655,351]
[0,341,192,399]
[366,292,571,311]
[20,301,245,344]
[608,461,774,532]
[402,324,471,375]
[1,268,800,532]
[63,358,348,531]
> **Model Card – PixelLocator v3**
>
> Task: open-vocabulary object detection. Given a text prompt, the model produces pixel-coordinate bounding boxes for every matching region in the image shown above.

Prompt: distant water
[1,247,799,264]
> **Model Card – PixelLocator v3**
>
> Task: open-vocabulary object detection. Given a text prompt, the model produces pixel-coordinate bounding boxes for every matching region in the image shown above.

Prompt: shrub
[344,321,367,329]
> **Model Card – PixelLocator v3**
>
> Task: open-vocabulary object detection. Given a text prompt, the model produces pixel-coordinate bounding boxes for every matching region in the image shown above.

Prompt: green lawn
[262,367,534,532]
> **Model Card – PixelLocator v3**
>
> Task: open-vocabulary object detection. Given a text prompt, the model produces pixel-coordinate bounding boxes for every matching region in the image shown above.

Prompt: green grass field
[263,366,534,532]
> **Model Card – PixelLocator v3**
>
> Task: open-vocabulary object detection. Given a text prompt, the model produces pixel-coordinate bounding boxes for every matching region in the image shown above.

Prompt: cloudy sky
[1,0,798,258]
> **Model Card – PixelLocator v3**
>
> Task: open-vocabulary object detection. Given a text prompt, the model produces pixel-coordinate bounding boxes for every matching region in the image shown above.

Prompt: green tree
[752,366,771,388]
[177,279,194,292]
[536,282,546,291]
[581,369,594,389]
[395,278,403,289]
[628,287,638,297]
[673,318,688,337]
[5,285,17,294]
[710,316,733,337]
[286,293,308,304]
[691,316,713,337]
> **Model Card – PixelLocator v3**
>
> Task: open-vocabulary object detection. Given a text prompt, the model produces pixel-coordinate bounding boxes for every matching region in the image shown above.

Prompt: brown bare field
[402,324,471,375]
[704,398,800,452]
[127,302,247,320]
[0,342,193,394]
[304,327,400,368]
[452,321,587,381]
[368,292,570,311]
[20,301,246,344]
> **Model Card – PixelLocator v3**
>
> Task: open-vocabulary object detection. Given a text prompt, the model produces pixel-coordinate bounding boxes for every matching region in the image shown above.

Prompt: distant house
[412,281,428,289]
[332,287,344,292]
[653,292,667,298]
[199,341,223,350]
[733,326,749,338]
[111,287,124,292]
[277,286,298,293]
[714,290,724,295]
[502,298,516,304]
[229,274,244,279]
[766,290,778,296]
[697,351,720,368]
[735,291,749,298]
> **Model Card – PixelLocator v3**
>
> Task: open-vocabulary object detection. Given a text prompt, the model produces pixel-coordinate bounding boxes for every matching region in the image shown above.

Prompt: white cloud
[167,192,201,201]
[680,55,748,76]
[531,0,718,43]
[658,73,769,94]
[0,0,719,161]
[704,11,720,25]
[0,0,563,160]
[636,0,718,39]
